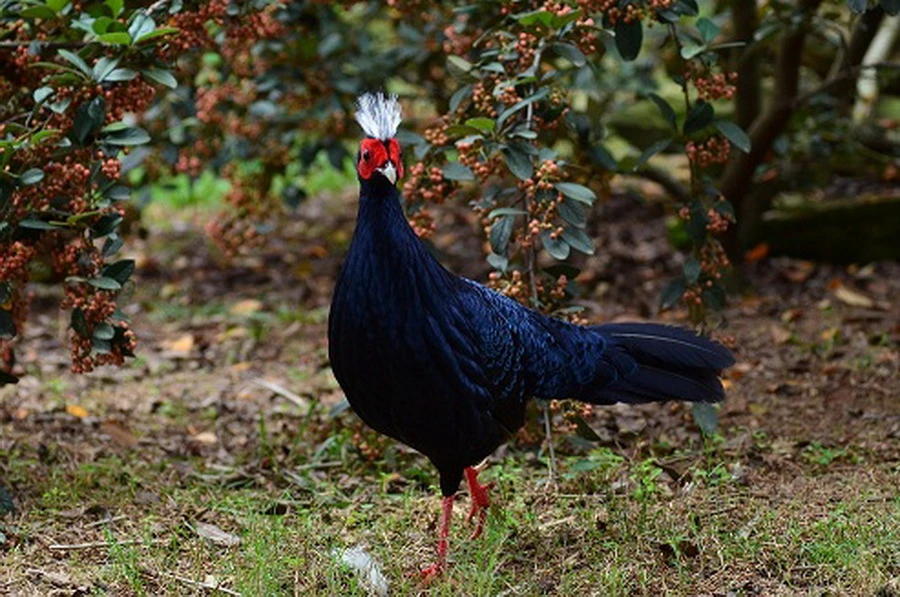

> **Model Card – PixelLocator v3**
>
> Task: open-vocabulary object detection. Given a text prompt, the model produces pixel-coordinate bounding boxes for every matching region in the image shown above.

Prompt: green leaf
[93,322,115,341]
[18,217,64,230]
[128,11,156,41]
[449,84,472,112]
[614,20,642,61]
[488,207,528,218]
[553,182,596,205]
[88,276,122,290]
[0,309,16,340]
[465,117,495,132]
[589,144,617,171]
[71,308,88,336]
[684,255,702,283]
[702,283,726,310]
[677,0,700,15]
[20,168,44,185]
[105,0,123,15]
[480,62,506,74]
[98,32,132,45]
[92,56,119,82]
[503,146,533,180]
[561,227,593,255]
[102,259,135,285]
[550,42,586,66]
[558,198,586,228]
[72,96,106,144]
[102,126,150,146]
[683,101,714,135]
[487,252,508,272]
[134,27,178,43]
[490,214,516,255]
[447,55,476,81]
[105,185,130,201]
[33,87,54,104]
[441,162,475,181]
[541,230,570,260]
[660,276,686,309]
[647,93,677,130]
[692,403,719,436]
[105,68,137,82]
[22,5,59,18]
[92,338,112,354]
[516,9,554,27]
[57,49,92,77]
[102,236,124,258]
[714,199,736,222]
[680,41,707,60]
[142,68,177,89]
[697,17,720,44]
[713,119,751,153]
[496,87,550,127]
[633,138,672,170]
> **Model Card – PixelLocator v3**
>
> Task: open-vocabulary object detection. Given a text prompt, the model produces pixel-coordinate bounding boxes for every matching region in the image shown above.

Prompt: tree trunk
[720,0,824,258]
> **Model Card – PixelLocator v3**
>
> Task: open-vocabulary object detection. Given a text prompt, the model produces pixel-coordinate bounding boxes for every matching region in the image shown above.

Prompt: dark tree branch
[833,6,885,109]
[731,0,761,130]
[719,0,824,256]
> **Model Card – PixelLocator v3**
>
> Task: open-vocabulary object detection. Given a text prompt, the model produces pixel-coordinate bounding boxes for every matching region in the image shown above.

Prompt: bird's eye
[362,149,371,161]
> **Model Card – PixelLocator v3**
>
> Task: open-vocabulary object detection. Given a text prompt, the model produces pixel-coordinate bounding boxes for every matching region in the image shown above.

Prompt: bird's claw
[464,467,494,540]
[420,562,444,583]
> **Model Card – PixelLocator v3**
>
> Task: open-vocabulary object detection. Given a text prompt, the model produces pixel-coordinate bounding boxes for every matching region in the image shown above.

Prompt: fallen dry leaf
[191,431,218,445]
[833,285,875,309]
[743,243,769,263]
[194,522,241,547]
[230,299,263,316]
[66,404,89,418]
[770,324,793,345]
[163,334,195,353]
[101,421,138,448]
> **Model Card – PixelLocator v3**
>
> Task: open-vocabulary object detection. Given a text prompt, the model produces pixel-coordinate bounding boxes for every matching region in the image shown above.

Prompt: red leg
[464,466,494,540]
[421,495,454,581]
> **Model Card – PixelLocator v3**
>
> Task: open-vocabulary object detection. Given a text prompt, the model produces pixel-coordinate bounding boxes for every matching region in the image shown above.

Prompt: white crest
[355,92,401,140]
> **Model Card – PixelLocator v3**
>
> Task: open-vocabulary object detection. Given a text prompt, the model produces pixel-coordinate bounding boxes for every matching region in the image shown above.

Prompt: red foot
[464,467,494,540]
[420,561,444,584]
[419,495,454,582]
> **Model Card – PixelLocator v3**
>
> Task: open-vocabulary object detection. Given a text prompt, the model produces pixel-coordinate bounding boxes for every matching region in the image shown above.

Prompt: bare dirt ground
[1,193,898,596]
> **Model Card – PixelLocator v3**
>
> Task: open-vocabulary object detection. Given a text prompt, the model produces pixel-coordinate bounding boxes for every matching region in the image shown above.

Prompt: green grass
[4,429,899,595]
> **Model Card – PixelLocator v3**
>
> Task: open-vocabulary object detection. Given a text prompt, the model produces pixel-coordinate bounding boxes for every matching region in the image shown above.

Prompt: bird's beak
[377,162,397,185]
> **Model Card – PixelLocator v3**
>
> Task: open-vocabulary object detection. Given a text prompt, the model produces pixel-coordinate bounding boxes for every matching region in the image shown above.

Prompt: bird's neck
[350,178,421,271]
[348,178,451,291]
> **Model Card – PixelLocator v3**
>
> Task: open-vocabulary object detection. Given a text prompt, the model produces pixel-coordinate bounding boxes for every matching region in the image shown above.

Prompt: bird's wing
[453,279,631,405]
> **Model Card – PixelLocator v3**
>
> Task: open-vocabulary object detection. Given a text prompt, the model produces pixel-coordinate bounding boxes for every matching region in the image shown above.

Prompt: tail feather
[595,322,734,370]
[581,322,733,405]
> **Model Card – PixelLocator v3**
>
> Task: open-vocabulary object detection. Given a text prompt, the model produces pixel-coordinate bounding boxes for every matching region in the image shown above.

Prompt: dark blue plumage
[328,176,735,497]
[331,95,734,573]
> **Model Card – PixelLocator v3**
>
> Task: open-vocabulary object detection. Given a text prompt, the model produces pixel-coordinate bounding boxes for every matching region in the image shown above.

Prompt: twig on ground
[83,514,129,529]
[48,538,166,550]
[154,570,242,596]
[252,379,310,411]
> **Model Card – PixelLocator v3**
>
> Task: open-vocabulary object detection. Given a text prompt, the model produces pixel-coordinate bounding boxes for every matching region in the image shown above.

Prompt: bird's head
[355,93,404,186]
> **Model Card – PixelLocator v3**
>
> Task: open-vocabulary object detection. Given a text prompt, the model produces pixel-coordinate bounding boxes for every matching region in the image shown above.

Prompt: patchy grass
[3,388,899,597]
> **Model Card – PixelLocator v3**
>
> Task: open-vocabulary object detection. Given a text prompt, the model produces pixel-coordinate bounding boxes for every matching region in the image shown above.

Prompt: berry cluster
[686,136,731,168]
[687,67,738,102]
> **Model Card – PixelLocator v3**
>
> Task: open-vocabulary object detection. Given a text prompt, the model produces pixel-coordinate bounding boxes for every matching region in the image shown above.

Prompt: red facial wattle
[357,137,403,182]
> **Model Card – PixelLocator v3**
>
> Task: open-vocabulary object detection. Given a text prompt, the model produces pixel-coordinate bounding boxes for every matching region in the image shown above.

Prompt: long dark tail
[585,322,734,405]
